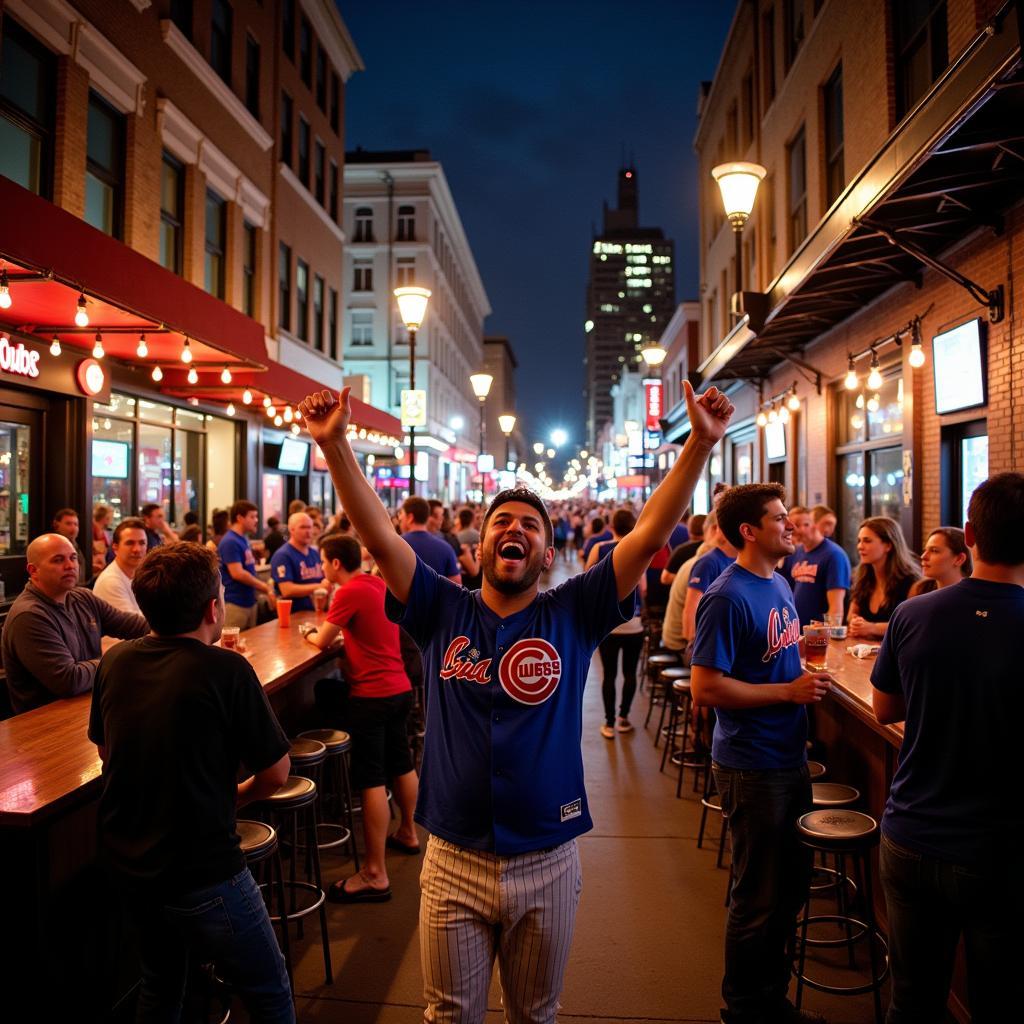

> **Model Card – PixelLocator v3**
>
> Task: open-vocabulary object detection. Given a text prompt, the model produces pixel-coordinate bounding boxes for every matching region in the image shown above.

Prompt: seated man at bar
[270,511,324,611]
[219,500,276,629]
[785,505,851,625]
[52,507,90,584]
[871,473,1024,1023]
[93,517,148,616]
[690,484,833,1024]
[2,534,148,714]
[89,542,294,1021]
[140,502,179,550]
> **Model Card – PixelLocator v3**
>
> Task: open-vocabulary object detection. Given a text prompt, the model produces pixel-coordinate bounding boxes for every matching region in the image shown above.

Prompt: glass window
[787,125,806,252]
[174,427,203,523]
[0,21,54,196]
[85,92,124,238]
[242,220,257,317]
[838,452,865,560]
[328,287,338,361]
[314,139,325,204]
[0,421,32,556]
[350,310,373,346]
[960,434,988,526]
[206,415,237,518]
[733,440,754,484]
[395,257,415,288]
[170,0,193,39]
[280,92,293,167]
[282,0,295,60]
[245,34,260,118]
[316,46,327,110]
[354,206,373,242]
[262,472,284,527]
[176,407,206,431]
[869,447,903,520]
[783,0,804,70]
[210,0,233,85]
[298,116,310,185]
[313,274,324,351]
[761,8,775,108]
[160,152,184,274]
[137,398,175,425]
[397,205,416,241]
[278,242,291,330]
[138,423,173,520]
[204,190,226,299]
[823,63,844,206]
[91,416,133,528]
[329,160,338,220]
[330,72,340,133]
[299,18,312,86]
[353,259,372,292]
[296,259,308,341]
[895,0,948,120]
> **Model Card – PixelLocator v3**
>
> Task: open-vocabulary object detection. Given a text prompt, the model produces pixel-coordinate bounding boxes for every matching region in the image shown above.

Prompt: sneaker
[600,724,615,739]
[616,718,634,733]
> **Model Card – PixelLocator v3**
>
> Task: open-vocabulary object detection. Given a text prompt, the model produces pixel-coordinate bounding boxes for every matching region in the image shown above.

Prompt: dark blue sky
[339,1,735,448]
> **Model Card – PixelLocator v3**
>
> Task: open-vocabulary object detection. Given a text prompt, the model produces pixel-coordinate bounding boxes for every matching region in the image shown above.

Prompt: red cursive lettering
[439,635,493,685]
[762,607,801,663]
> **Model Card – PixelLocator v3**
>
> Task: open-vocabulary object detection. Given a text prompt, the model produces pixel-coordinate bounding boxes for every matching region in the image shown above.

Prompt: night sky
[339,1,735,449]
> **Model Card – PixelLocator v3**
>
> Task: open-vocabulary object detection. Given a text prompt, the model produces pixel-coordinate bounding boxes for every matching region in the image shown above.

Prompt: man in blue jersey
[580,515,612,564]
[299,381,733,1024]
[871,472,1024,1023]
[219,500,276,629]
[681,515,738,646]
[691,483,834,1024]
[785,507,850,625]
[398,496,461,583]
[270,511,324,611]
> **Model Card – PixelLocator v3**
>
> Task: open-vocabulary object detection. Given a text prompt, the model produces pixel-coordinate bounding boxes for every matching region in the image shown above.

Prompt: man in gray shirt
[2,533,148,714]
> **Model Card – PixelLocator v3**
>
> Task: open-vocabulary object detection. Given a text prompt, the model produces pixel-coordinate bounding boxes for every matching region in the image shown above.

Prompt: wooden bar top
[0,611,337,828]
[816,637,903,747]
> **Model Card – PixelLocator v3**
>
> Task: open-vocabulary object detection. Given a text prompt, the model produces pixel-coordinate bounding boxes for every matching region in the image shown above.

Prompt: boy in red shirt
[301,535,420,901]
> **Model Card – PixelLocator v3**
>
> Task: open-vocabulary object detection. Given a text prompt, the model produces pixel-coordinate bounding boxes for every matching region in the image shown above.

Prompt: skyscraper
[584,166,675,447]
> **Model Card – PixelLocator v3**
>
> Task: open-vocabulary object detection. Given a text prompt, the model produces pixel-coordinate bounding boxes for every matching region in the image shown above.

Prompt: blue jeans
[128,867,294,1023]
[714,763,812,1024]
[880,834,1022,1023]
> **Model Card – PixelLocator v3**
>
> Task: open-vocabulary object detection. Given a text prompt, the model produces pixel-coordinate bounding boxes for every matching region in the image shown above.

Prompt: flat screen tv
[278,437,309,473]
[764,420,786,460]
[92,439,130,479]
[932,318,986,415]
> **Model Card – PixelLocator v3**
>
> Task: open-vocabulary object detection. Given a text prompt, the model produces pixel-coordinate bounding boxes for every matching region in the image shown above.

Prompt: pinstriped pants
[419,835,582,1024]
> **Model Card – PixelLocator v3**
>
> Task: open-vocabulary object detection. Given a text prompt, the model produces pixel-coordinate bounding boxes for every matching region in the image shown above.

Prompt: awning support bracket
[765,348,823,394]
[856,217,1004,322]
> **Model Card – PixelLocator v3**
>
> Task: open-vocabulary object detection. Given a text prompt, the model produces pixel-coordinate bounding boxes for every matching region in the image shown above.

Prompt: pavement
[248,556,886,1023]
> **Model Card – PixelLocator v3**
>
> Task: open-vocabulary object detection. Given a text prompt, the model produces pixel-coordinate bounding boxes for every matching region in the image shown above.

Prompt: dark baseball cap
[482,488,553,546]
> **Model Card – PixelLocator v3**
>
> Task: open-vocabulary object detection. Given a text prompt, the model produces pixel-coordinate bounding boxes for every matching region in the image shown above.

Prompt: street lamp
[640,342,667,367]
[470,371,493,498]
[711,161,767,305]
[550,428,568,448]
[498,413,517,469]
[394,286,431,496]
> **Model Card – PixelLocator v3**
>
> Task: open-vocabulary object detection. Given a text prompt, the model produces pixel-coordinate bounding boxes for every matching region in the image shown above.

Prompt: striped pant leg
[420,835,501,1024]
[496,841,582,1024]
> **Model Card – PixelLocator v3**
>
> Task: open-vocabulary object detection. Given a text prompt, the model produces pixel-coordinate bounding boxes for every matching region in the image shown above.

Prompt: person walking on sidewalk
[299,381,732,1024]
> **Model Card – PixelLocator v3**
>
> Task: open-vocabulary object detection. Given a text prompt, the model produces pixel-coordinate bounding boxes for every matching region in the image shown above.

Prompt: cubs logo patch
[277,565,287,578]
[560,798,582,822]
[499,638,562,705]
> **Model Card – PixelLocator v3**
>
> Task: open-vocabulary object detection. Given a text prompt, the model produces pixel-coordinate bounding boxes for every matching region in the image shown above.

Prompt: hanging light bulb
[844,354,859,390]
[767,405,778,424]
[0,268,11,309]
[266,405,276,418]
[50,335,61,357]
[867,350,883,391]
[187,366,199,384]
[779,404,791,424]
[756,410,768,428]
[220,366,232,384]
[226,402,236,417]
[136,334,148,358]
[294,409,302,421]
[262,395,272,408]
[290,422,301,435]
[787,389,801,412]
[283,406,293,423]
[851,413,865,430]
[92,332,105,359]
[274,414,283,427]
[867,393,880,413]
[242,389,253,405]
[180,338,193,364]
[856,392,865,409]
[75,293,89,328]
[152,365,164,382]
[908,329,926,368]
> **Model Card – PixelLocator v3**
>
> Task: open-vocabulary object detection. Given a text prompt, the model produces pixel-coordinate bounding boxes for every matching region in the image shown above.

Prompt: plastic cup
[221,626,240,649]
[803,624,830,669]
[825,613,847,640]
[313,587,328,613]
[277,599,292,628]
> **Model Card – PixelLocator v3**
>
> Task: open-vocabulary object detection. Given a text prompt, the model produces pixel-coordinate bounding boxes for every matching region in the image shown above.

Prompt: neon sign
[0,334,41,378]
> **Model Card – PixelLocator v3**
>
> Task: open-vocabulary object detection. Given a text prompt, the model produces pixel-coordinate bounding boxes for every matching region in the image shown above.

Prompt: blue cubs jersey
[270,542,324,611]
[386,553,635,855]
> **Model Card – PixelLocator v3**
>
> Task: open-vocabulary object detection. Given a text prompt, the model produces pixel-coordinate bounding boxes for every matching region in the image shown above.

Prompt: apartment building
[483,335,524,471]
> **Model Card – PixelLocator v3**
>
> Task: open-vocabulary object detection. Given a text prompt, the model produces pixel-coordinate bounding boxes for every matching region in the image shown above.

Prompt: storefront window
[206,415,236,524]
[0,422,31,556]
[137,398,174,425]
[960,434,987,525]
[138,423,172,519]
[868,447,903,519]
[174,429,203,521]
[91,415,133,525]
[263,472,284,525]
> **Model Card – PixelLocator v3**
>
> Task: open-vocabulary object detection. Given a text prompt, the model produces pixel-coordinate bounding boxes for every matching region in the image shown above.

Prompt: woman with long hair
[848,516,920,639]
[909,527,972,597]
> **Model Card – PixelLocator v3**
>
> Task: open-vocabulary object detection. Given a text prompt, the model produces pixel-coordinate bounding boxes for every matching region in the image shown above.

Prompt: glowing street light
[711,160,766,305]
[550,428,568,447]
[395,286,432,496]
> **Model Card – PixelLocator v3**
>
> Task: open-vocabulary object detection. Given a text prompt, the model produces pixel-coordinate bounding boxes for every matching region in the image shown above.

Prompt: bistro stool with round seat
[659,673,702,795]
[237,820,292,989]
[793,809,888,1024]
[644,652,683,737]
[807,760,827,780]
[256,776,333,985]
[297,728,359,868]
[808,783,862,906]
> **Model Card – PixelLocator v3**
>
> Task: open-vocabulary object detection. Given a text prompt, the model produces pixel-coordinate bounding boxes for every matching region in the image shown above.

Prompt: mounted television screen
[277,437,309,473]
[92,440,130,479]
[764,420,786,460]
[932,318,986,415]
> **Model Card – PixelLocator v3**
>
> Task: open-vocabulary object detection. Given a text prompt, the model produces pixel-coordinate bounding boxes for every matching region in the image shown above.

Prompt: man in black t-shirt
[89,543,294,1022]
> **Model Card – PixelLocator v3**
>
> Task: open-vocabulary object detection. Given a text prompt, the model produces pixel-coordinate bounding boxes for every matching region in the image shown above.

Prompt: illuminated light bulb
[152,365,164,382]
[283,406,293,422]
[866,352,883,391]
[188,396,199,406]
[180,338,193,364]
[294,409,302,420]
[856,393,865,409]
[867,393,880,413]
[266,405,276,418]
[0,268,11,309]
[187,367,199,384]
[92,332,105,359]
[262,395,272,408]
[242,389,253,405]
[75,293,89,327]
[779,405,790,424]
[756,411,768,428]
[50,336,61,357]
[787,391,801,412]
[274,414,283,426]
[290,423,300,435]
[844,355,858,390]
[767,407,778,424]
[908,340,926,368]
[220,366,232,384]
[136,334,148,358]
[851,413,865,430]
[226,402,235,416]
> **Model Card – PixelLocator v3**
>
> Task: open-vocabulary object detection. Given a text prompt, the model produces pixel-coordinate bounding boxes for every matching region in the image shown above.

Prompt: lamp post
[710,161,766,312]
[498,413,517,470]
[394,286,431,496]
[469,372,493,499]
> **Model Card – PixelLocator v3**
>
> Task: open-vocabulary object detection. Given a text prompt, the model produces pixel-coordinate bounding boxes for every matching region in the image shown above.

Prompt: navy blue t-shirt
[582,529,613,561]
[688,546,735,594]
[669,523,690,549]
[270,542,324,611]
[402,530,459,578]
[692,562,807,770]
[872,579,1024,867]
[788,538,851,625]
[387,554,635,854]
[218,530,257,608]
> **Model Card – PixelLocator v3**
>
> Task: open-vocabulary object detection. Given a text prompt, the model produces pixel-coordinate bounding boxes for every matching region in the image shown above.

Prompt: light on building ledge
[152,365,164,382]
[220,366,232,384]
[844,354,859,391]
[92,332,104,359]
[187,367,199,384]
[74,293,89,328]
[226,402,236,417]
[180,338,193,364]
[711,161,767,228]
[136,334,148,358]
[242,389,253,405]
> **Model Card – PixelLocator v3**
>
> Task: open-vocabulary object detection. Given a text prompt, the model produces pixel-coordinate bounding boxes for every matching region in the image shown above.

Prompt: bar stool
[807,760,827,780]
[297,728,360,869]
[645,651,681,738]
[237,820,292,990]
[808,783,861,911]
[794,809,888,1024]
[257,777,333,985]
[658,673,695,790]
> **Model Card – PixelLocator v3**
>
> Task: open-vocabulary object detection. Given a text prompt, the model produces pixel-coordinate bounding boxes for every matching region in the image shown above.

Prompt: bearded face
[480,502,553,595]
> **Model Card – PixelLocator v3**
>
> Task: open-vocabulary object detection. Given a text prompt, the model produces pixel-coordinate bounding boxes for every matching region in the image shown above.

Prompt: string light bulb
[180,338,193,364]
[787,389,801,412]
[779,404,791,425]
[220,366,232,384]
[290,423,301,435]
[187,367,199,384]
[136,334,148,358]
[283,406,293,423]
[856,392,866,409]
[92,332,105,359]
[226,403,236,417]
[756,410,768,428]
[242,389,253,405]
[0,268,11,309]
[867,350,883,391]
[152,365,164,382]
[75,293,89,328]
[50,335,61,357]
[262,395,272,408]
[908,328,926,369]
[274,414,283,426]
[844,354,858,390]
[266,405,276,418]
[767,406,778,424]
[867,393,880,413]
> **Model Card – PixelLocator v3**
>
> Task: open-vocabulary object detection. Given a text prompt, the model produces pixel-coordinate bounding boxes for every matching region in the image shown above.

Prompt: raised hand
[684,379,734,447]
[298,387,351,450]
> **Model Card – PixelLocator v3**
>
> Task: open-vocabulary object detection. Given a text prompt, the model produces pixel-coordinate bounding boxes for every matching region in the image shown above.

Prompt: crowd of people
[2,380,1020,1024]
